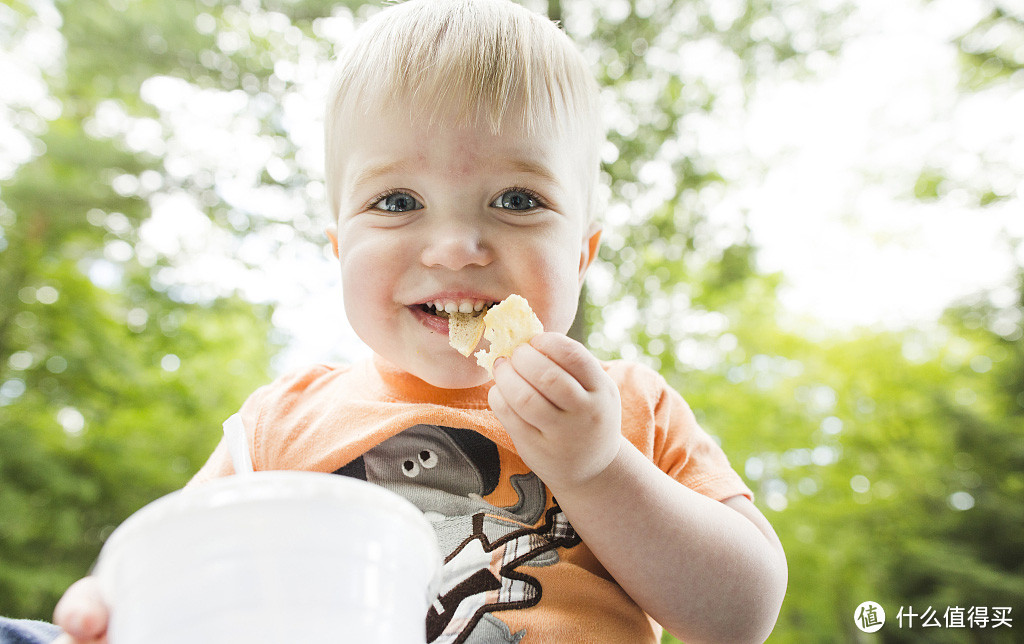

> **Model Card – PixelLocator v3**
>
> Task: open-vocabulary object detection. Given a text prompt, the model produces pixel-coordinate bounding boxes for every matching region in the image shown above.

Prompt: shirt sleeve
[187,436,234,486]
[187,363,345,486]
[645,369,753,502]
[186,379,272,486]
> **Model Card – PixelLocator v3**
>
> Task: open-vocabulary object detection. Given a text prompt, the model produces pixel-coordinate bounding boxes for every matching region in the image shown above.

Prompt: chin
[401,348,491,388]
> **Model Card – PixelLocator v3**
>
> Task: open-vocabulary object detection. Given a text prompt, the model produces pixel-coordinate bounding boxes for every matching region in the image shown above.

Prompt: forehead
[333,102,579,192]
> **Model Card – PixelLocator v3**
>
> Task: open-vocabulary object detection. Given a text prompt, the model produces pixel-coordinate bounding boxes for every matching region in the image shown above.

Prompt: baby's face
[328,103,599,389]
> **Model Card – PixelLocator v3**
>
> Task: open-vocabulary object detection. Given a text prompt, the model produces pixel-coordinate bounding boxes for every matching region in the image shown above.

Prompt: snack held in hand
[446,294,543,374]
[473,294,544,377]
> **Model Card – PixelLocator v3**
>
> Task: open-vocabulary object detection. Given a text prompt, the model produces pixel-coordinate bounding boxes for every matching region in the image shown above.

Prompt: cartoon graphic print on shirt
[335,424,582,644]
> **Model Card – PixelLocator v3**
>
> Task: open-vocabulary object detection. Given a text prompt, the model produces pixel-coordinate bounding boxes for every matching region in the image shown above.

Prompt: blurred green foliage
[0,0,1020,641]
[954,0,1024,91]
[0,0,282,619]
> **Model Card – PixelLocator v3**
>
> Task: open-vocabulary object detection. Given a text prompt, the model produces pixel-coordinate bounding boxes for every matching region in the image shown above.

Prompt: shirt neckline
[368,353,493,408]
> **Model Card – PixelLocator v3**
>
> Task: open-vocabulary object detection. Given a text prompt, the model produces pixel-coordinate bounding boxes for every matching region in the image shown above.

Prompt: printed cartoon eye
[371,190,423,213]
[401,459,421,478]
[418,449,438,469]
[491,188,542,211]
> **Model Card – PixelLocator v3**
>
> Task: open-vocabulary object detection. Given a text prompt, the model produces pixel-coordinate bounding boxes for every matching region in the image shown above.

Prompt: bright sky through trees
[2,0,1021,372]
[742,0,1022,330]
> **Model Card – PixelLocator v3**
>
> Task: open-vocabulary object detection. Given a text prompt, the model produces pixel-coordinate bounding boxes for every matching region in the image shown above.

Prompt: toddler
[47,0,787,642]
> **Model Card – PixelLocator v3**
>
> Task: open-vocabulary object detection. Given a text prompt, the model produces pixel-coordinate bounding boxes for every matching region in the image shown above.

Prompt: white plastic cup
[94,471,442,644]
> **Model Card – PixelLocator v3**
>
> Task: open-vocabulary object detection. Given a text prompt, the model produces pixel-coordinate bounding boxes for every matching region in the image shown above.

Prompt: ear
[325,225,339,259]
[578,222,602,285]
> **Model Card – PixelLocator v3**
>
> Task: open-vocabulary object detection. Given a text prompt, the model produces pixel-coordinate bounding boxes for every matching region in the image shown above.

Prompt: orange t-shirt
[191,354,752,643]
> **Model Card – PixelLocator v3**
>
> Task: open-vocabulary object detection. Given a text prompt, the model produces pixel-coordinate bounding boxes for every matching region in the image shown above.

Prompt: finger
[492,354,565,429]
[52,635,106,644]
[53,577,108,641]
[54,636,108,644]
[487,371,540,439]
[529,333,608,392]
[508,343,588,412]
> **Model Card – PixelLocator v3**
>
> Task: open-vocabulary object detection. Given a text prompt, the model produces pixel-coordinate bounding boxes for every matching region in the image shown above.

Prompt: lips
[410,304,453,335]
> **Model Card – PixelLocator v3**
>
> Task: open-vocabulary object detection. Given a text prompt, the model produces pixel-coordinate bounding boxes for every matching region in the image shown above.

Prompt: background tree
[0,0,285,618]
[561,0,1022,641]
[1,0,1020,640]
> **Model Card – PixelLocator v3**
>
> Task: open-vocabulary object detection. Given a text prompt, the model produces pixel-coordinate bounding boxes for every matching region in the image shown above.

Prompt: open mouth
[418,300,495,319]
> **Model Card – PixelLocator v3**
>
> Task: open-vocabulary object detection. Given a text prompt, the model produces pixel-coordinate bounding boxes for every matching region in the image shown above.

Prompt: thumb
[53,576,108,642]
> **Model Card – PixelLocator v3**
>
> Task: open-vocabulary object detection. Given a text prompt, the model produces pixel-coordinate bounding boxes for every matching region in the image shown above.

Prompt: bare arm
[550,440,787,643]
[489,333,787,643]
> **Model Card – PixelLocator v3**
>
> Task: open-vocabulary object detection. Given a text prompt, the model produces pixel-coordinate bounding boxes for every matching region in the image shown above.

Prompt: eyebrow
[349,157,560,193]
[350,160,414,193]
[505,158,560,186]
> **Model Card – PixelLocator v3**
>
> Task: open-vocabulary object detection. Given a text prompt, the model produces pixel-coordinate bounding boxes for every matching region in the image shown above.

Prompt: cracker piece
[448,312,486,357]
[474,294,544,377]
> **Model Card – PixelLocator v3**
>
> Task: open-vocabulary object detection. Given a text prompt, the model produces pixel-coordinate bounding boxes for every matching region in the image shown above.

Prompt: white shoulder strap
[222,413,255,475]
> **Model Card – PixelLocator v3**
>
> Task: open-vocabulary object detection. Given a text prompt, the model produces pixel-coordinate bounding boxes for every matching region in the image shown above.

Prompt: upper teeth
[430,299,489,314]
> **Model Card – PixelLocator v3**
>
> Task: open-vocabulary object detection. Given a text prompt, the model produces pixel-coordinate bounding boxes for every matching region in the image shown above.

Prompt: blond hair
[324,0,603,221]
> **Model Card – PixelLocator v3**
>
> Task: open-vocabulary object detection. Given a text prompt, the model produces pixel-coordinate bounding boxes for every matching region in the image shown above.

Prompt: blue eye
[373,191,422,213]
[492,189,541,211]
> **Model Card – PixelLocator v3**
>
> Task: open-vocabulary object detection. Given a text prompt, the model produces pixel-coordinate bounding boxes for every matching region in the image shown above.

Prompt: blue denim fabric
[0,618,61,644]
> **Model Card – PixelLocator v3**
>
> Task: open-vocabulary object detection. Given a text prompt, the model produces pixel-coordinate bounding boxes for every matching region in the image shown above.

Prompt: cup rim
[94,471,440,590]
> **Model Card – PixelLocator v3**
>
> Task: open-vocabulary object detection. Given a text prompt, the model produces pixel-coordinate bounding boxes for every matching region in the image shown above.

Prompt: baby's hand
[52,576,108,644]
[489,332,622,491]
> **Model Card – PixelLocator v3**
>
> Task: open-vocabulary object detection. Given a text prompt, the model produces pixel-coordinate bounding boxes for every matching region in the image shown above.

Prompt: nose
[420,222,493,270]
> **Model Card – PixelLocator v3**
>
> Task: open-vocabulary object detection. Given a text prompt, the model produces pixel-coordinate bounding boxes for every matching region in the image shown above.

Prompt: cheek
[337,235,395,308]
[519,236,585,333]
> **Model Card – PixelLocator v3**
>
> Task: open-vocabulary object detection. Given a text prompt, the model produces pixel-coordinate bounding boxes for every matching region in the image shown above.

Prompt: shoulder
[601,359,675,400]
[264,362,352,394]
[600,358,699,428]
[244,362,359,417]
